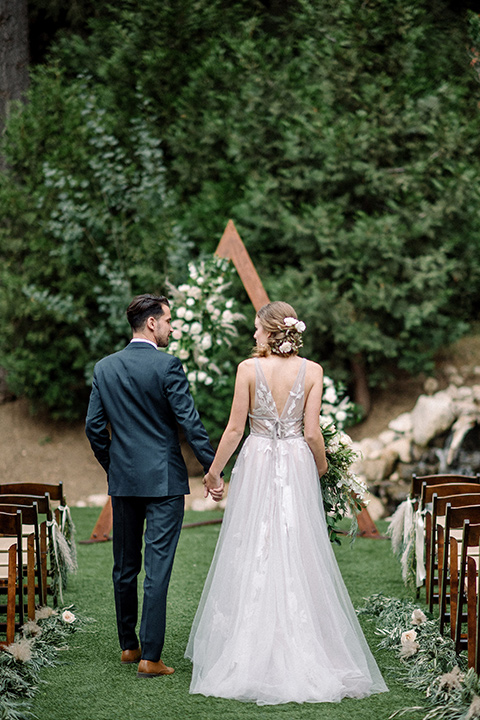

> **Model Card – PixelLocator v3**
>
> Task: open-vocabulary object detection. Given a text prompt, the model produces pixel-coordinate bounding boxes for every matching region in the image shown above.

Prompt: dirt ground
[1,330,478,511]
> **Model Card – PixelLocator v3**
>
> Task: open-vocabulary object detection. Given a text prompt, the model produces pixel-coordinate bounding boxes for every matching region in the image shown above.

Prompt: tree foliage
[1,0,480,418]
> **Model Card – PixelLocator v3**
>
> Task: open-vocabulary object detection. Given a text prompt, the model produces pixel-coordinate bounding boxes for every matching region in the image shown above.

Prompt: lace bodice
[248,358,306,440]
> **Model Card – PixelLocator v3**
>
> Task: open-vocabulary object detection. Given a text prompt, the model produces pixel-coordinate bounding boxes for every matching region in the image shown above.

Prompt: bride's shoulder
[237,358,255,373]
[304,358,324,379]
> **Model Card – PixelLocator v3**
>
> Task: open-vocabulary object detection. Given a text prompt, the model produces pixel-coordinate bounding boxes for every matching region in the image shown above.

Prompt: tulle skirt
[185,434,388,705]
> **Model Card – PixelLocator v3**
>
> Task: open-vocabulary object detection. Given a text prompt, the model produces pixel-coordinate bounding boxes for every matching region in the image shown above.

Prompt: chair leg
[450,538,459,640]
[27,534,35,621]
[467,556,477,668]
[6,545,17,645]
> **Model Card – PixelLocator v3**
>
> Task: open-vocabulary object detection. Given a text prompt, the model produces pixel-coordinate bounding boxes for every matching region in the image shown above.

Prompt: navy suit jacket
[85,342,215,497]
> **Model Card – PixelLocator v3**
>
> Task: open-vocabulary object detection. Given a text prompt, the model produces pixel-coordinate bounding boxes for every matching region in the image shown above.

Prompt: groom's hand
[203,471,224,502]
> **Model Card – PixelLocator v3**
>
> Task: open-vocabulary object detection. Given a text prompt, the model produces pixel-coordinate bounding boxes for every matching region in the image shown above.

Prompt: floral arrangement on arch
[168,256,364,540]
[166,256,245,393]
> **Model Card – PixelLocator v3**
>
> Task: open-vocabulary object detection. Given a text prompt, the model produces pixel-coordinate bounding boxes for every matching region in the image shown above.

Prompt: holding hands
[203,470,224,502]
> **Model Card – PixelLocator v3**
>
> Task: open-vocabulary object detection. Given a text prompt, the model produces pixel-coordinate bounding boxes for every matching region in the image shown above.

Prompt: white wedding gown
[185,358,388,705]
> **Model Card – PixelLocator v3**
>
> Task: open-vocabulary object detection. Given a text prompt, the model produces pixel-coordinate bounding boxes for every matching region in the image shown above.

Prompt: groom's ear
[145,316,156,331]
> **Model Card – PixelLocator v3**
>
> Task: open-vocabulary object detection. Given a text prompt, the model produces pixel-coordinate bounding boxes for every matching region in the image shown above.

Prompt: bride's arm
[303,362,328,477]
[204,361,251,496]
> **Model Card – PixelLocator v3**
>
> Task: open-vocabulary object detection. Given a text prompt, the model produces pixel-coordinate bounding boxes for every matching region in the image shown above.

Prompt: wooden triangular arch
[83,220,380,541]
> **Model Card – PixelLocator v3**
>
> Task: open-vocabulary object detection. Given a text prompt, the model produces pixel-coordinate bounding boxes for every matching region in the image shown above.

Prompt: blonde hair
[252,301,303,358]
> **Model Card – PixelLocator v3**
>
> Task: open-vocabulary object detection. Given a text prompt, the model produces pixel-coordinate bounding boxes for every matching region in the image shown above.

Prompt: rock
[378,429,396,446]
[472,385,480,402]
[388,412,413,434]
[389,437,412,463]
[410,392,455,446]
[423,377,439,395]
[357,437,384,460]
[361,448,398,482]
[362,492,385,521]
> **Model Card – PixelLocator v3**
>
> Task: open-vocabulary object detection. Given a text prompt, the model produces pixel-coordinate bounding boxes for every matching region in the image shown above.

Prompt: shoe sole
[137,670,174,678]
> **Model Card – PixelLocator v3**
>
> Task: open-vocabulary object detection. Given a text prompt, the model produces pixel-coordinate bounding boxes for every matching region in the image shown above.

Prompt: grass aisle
[32,509,425,720]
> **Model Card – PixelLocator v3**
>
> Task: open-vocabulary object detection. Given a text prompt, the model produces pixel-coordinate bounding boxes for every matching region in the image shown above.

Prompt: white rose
[336,410,347,424]
[169,341,178,352]
[178,349,189,360]
[324,376,334,387]
[187,286,202,299]
[204,376,213,386]
[176,306,186,318]
[206,303,215,313]
[279,341,293,353]
[222,309,233,322]
[284,317,297,326]
[323,387,337,404]
[171,319,184,329]
[178,284,190,293]
[172,329,182,340]
[186,297,195,307]
[188,264,198,279]
[212,308,221,319]
[187,371,196,383]
[411,609,427,625]
[295,321,306,332]
[62,610,76,624]
[197,371,207,382]
[184,310,194,321]
[401,629,417,644]
[197,277,204,285]
[190,322,202,336]
[197,355,208,365]
[201,334,212,350]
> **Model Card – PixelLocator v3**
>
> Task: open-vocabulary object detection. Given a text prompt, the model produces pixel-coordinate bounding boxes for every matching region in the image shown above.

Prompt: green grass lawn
[31,509,425,720]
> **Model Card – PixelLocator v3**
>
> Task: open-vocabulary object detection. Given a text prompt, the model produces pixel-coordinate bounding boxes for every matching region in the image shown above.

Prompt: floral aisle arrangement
[357,594,480,720]
[0,606,87,720]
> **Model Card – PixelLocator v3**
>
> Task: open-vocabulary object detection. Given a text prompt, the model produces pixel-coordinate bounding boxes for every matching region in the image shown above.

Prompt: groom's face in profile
[153,307,172,348]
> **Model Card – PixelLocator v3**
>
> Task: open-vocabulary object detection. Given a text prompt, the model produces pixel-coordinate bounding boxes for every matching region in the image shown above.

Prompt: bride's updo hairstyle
[253,301,306,358]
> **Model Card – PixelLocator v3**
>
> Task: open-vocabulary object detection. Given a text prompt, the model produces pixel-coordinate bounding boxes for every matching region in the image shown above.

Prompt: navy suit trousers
[111,495,184,661]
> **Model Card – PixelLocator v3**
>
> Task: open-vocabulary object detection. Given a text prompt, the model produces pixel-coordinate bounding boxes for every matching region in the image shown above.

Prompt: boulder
[410,392,455,447]
[388,412,412,434]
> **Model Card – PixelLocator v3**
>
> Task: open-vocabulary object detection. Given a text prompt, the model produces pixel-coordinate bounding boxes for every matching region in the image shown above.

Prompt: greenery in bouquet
[320,415,365,543]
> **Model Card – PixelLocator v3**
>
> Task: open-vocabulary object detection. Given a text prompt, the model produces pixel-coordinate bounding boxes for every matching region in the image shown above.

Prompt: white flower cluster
[321,376,354,429]
[167,257,244,390]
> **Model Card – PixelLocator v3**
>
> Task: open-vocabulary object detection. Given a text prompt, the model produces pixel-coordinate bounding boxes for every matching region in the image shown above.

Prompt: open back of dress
[185,358,387,705]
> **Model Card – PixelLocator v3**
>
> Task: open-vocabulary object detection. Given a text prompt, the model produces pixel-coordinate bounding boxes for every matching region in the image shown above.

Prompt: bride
[185,301,388,705]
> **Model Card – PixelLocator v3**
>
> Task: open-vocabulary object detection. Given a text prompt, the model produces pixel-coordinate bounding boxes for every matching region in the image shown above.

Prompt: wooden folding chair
[0,482,66,524]
[0,494,57,602]
[0,510,24,645]
[453,519,480,664]
[438,502,480,635]
[424,485,480,611]
[0,502,45,606]
[411,473,480,505]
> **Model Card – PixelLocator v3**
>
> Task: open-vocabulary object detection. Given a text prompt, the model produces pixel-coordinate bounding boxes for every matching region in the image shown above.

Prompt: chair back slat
[0,482,65,506]
[422,483,480,508]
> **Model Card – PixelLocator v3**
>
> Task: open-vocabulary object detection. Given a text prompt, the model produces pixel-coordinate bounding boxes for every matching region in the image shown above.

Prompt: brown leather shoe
[137,659,175,678]
[121,647,142,664]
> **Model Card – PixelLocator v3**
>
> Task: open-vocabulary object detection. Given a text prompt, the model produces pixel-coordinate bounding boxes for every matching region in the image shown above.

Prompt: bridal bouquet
[320,417,366,542]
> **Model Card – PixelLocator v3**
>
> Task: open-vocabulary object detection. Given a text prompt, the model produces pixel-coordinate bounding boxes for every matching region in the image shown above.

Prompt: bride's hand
[203,471,224,501]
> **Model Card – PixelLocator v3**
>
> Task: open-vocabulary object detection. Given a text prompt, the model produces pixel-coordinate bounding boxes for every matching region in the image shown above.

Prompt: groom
[85,294,220,678]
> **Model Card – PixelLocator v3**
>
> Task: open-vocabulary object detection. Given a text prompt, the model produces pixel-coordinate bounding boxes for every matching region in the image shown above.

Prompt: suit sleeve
[85,372,111,473]
[164,357,215,473]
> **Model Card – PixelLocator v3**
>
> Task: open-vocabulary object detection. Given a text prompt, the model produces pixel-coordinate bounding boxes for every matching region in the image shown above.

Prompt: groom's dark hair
[126,294,170,330]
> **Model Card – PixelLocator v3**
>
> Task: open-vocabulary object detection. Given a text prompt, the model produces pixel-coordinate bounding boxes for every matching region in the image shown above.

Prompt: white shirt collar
[130,338,158,350]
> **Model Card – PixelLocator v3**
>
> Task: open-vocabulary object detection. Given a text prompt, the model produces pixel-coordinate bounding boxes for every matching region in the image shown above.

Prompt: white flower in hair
[283,317,297,326]
[295,321,306,332]
[279,341,293,353]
